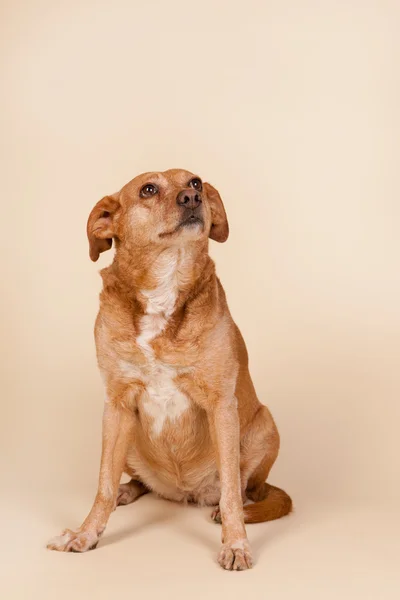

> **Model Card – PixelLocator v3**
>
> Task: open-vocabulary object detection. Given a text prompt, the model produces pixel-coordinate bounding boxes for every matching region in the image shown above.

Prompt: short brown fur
[47,169,292,570]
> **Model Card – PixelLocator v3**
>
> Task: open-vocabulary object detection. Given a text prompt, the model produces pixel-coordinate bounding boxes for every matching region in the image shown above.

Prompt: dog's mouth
[159,215,204,238]
[179,214,204,228]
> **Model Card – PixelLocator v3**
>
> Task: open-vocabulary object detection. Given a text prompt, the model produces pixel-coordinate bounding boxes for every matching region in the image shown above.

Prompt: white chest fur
[121,250,190,436]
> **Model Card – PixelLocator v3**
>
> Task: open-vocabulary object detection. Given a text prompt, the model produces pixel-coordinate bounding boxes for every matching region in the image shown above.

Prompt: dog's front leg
[47,402,133,552]
[209,398,253,570]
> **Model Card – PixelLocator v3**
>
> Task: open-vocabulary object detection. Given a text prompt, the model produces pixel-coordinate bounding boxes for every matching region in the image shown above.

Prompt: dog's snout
[176,189,202,210]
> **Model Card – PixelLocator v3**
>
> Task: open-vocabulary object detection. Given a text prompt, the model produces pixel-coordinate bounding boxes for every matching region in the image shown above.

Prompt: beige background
[1,0,399,598]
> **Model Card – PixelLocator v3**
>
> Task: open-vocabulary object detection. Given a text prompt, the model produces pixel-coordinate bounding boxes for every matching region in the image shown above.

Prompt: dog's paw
[116,480,148,507]
[211,506,222,524]
[218,539,253,571]
[47,529,99,553]
[116,482,138,506]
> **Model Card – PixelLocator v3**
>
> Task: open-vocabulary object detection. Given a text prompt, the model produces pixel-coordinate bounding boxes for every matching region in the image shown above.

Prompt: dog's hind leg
[242,406,292,523]
[240,405,280,497]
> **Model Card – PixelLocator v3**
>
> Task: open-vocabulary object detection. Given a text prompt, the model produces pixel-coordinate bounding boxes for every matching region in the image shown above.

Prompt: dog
[47,169,292,570]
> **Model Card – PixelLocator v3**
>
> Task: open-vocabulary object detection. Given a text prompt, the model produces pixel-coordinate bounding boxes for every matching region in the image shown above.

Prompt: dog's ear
[204,182,229,243]
[87,193,121,261]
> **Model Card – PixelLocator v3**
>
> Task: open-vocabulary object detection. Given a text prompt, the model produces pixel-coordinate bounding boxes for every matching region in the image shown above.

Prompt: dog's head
[87,169,229,261]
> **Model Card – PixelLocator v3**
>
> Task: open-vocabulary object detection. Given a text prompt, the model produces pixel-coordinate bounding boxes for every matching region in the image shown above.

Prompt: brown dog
[47,169,292,570]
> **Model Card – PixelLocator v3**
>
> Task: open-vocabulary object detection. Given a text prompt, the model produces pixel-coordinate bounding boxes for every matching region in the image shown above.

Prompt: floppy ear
[87,193,120,261]
[204,182,229,243]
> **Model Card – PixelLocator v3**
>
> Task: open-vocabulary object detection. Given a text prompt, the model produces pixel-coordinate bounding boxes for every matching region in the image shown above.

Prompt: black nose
[176,189,202,210]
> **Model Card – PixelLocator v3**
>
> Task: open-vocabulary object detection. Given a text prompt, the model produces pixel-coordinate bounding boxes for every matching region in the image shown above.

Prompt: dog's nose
[176,189,202,210]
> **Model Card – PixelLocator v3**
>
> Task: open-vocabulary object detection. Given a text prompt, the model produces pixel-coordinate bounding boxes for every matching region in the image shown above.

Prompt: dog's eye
[140,184,158,198]
[189,178,202,191]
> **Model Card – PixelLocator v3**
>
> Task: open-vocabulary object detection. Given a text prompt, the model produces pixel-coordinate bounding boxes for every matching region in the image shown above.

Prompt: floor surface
[2,487,399,599]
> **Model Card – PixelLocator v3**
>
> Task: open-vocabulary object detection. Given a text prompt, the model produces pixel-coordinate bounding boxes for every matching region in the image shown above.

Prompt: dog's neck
[103,241,215,316]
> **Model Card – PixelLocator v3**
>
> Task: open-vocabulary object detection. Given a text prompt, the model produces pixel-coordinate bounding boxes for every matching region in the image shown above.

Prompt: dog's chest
[136,330,189,437]
[119,254,191,436]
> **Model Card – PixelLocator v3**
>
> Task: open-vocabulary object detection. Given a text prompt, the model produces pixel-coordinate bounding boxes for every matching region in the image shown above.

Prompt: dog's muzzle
[176,189,204,227]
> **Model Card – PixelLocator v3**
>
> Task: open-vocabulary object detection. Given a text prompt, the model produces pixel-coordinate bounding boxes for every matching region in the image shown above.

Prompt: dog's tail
[243,483,293,524]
